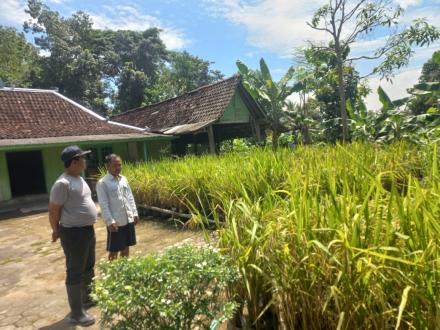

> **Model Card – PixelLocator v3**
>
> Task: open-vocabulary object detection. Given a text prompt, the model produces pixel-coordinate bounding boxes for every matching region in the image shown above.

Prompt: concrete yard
[0,210,205,329]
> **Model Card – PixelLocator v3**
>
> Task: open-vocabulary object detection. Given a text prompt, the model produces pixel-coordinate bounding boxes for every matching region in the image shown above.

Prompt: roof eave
[0,133,174,151]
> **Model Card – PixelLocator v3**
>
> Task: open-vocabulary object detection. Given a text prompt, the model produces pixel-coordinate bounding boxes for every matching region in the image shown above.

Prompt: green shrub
[92,245,239,330]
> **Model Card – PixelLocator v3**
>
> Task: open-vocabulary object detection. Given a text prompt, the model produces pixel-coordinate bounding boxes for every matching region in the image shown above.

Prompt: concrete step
[0,194,49,215]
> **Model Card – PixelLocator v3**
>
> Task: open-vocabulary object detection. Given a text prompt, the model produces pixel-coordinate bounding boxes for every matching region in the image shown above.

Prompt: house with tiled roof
[0,88,172,202]
[112,75,268,155]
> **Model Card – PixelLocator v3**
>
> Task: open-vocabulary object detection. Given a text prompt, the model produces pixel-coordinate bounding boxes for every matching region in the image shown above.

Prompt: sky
[1,0,440,109]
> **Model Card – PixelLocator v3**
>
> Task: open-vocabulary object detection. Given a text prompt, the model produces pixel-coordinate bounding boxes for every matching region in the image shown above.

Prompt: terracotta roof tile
[0,89,140,139]
[112,75,244,132]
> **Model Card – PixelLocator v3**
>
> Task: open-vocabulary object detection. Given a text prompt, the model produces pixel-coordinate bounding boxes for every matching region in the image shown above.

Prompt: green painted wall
[42,143,129,194]
[0,139,172,202]
[142,140,171,160]
[219,91,251,123]
[0,151,12,201]
[137,142,147,161]
[42,147,64,193]
[135,140,171,161]
[0,147,62,202]
[112,143,129,160]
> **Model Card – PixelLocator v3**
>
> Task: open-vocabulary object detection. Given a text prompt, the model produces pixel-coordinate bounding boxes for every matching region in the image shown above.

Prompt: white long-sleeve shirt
[96,173,138,226]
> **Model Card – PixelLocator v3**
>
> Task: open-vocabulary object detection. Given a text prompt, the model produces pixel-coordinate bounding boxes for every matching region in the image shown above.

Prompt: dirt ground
[0,210,206,329]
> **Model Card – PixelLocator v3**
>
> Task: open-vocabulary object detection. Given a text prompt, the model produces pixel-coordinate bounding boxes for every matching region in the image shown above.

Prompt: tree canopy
[0,26,39,87]
[0,0,222,114]
[3,0,440,147]
[308,0,439,141]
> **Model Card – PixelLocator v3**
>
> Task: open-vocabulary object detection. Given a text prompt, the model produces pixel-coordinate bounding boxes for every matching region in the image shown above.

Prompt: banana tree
[371,87,422,142]
[408,82,440,112]
[237,58,295,150]
[352,85,440,143]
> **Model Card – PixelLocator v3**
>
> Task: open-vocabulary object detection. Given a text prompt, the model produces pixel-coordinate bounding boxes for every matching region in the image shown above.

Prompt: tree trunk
[302,93,311,144]
[302,125,311,145]
[335,42,349,143]
[272,126,279,151]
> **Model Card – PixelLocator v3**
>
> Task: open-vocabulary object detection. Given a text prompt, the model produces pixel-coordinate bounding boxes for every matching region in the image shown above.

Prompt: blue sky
[1,0,440,109]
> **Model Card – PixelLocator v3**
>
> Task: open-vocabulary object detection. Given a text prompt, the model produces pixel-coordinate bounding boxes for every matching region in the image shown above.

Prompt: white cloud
[394,0,422,9]
[351,37,388,52]
[286,91,301,105]
[160,30,188,50]
[205,0,439,59]
[39,49,51,57]
[401,6,440,29]
[46,0,69,4]
[204,0,329,57]
[365,67,422,110]
[0,0,29,26]
[410,42,440,64]
[90,5,189,50]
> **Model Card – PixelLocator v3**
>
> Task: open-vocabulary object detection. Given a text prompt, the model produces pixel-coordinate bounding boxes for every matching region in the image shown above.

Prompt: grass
[123,142,440,329]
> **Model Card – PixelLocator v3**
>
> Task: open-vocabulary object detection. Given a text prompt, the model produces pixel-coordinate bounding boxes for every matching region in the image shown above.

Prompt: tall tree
[115,62,148,112]
[21,0,222,113]
[0,26,40,87]
[91,28,167,112]
[148,51,224,103]
[299,46,365,142]
[23,0,168,113]
[419,51,440,83]
[308,0,439,142]
[24,0,106,111]
[402,51,440,115]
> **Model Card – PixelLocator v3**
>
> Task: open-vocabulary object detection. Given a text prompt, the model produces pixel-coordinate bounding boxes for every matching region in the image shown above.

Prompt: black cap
[61,145,91,163]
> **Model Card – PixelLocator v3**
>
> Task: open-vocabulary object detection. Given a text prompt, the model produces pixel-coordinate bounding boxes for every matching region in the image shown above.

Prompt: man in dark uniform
[48,145,96,326]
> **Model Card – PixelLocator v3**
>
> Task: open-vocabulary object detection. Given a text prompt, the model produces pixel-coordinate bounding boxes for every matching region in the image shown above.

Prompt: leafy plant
[308,0,439,141]
[236,58,296,150]
[93,245,239,330]
[348,85,440,144]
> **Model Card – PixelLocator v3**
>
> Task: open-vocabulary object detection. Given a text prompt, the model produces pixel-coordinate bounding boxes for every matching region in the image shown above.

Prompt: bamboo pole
[138,204,216,225]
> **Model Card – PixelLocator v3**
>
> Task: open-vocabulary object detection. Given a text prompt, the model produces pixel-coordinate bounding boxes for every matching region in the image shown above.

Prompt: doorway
[6,150,46,197]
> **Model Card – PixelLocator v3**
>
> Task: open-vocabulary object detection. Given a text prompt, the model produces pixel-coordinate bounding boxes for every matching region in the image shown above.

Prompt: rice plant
[124,142,440,329]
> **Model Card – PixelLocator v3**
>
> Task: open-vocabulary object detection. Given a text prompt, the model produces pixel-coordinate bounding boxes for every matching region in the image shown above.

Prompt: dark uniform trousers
[59,225,95,285]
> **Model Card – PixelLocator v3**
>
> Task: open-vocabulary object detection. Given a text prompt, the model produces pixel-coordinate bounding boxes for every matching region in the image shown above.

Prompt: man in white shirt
[96,154,139,260]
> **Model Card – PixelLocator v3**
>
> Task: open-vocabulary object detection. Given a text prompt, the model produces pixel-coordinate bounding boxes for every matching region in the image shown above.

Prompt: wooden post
[250,117,262,143]
[143,141,148,161]
[255,122,262,143]
[194,143,198,155]
[208,125,216,154]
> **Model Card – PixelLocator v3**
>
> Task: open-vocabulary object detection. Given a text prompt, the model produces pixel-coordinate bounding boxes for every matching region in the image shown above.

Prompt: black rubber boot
[82,274,96,309]
[66,284,95,326]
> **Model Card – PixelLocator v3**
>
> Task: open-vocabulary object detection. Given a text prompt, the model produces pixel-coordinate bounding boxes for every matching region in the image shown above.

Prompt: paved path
[0,211,205,329]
